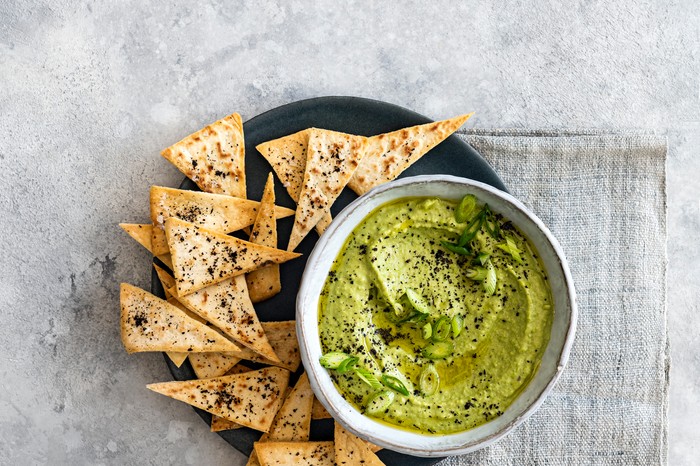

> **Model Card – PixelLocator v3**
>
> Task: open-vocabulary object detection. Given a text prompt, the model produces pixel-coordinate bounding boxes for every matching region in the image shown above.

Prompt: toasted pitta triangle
[213,378,293,433]
[287,129,367,251]
[165,218,300,295]
[246,174,281,303]
[153,263,176,296]
[254,441,334,466]
[334,422,386,465]
[311,397,332,420]
[149,186,294,255]
[120,283,239,353]
[189,321,300,378]
[167,275,279,362]
[256,130,332,235]
[347,114,473,195]
[147,367,289,432]
[246,374,314,466]
[119,223,174,267]
[161,113,246,198]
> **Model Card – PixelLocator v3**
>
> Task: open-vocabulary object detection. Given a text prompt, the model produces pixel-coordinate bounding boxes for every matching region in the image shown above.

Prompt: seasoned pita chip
[190,350,242,379]
[311,397,332,420]
[214,376,293,434]
[147,367,289,432]
[166,351,188,367]
[167,275,279,362]
[189,321,300,378]
[256,130,332,234]
[287,129,367,251]
[347,114,473,195]
[149,186,294,255]
[119,223,173,267]
[161,113,246,198]
[153,263,176,297]
[334,422,385,466]
[246,374,314,466]
[246,174,281,303]
[120,283,239,353]
[165,218,300,295]
[254,441,334,466]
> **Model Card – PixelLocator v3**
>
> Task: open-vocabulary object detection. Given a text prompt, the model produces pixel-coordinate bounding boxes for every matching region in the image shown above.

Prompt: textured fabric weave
[439,130,668,465]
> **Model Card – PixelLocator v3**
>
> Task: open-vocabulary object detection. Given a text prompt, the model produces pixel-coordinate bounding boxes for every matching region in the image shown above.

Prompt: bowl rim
[296,174,577,457]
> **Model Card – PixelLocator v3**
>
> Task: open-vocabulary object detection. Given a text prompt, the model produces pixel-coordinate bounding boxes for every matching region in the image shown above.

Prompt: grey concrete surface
[0,1,698,464]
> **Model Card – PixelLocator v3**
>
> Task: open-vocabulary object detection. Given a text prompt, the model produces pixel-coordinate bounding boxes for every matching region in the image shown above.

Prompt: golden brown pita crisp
[246,173,282,303]
[334,422,386,466]
[167,275,280,362]
[190,351,242,379]
[119,283,239,354]
[190,321,300,378]
[161,113,246,198]
[164,218,300,296]
[119,223,153,252]
[287,129,367,251]
[147,367,290,432]
[209,364,254,432]
[153,263,176,297]
[256,130,332,235]
[149,186,294,255]
[119,223,173,267]
[311,397,332,420]
[246,373,314,466]
[347,114,473,195]
[254,441,334,466]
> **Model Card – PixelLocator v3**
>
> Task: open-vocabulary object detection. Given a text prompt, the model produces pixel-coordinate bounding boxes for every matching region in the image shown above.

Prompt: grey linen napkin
[439,130,669,465]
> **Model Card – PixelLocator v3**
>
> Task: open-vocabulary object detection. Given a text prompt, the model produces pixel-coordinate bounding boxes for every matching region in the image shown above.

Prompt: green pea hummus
[318,197,553,434]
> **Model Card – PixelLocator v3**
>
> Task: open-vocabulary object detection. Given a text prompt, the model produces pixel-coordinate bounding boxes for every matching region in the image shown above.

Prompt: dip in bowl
[297,175,576,457]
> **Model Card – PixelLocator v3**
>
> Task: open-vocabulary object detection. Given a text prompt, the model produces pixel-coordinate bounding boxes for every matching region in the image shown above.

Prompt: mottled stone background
[0,1,698,465]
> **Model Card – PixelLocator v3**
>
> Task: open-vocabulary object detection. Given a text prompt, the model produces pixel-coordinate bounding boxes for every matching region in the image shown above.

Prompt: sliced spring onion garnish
[319,352,353,370]
[441,241,470,255]
[458,211,484,247]
[451,315,464,337]
[465,267,488,281]
[496,236,523,263]
[421,340,454,360]
[476,253,490,265]
[455,194,478,223]
[422,322,433,339]
[404,288,430,314]
[354,367,383,391]
[406,311,429,323]
[337,356,359,374]
[419,365,440,396]
[483,260,497,295]
[381,375,410,396]
[431,316,451,342]
[483,205,501,239]
[365,390,395,416]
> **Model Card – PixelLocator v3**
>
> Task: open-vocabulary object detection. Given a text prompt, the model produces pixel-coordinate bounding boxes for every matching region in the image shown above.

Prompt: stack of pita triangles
[257,113,472,251]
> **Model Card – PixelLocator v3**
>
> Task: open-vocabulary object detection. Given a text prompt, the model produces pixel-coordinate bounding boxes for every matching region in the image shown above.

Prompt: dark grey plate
[150,96,506,464]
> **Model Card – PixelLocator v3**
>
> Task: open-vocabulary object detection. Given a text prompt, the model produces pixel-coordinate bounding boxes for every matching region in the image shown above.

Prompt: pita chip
[167,275,280,362]
[246,173,281,303]
[347,114,473,195]
[189,321,300,378]
[246,373,314,466]
[149,186,294,255]
[120,283,239,354]
[287,129,367,251]
[334,422,386,466]
[311,397,332,420]
[147,366,290,432]
[161,113,246,198]
[254,441,334,466]
[256,130,332,234]
[119,223,173,267]
[165,218,300,296]
[153,263,176,297]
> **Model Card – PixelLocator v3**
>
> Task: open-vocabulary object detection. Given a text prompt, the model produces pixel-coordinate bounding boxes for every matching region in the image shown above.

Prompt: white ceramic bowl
[296,175,577,457]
